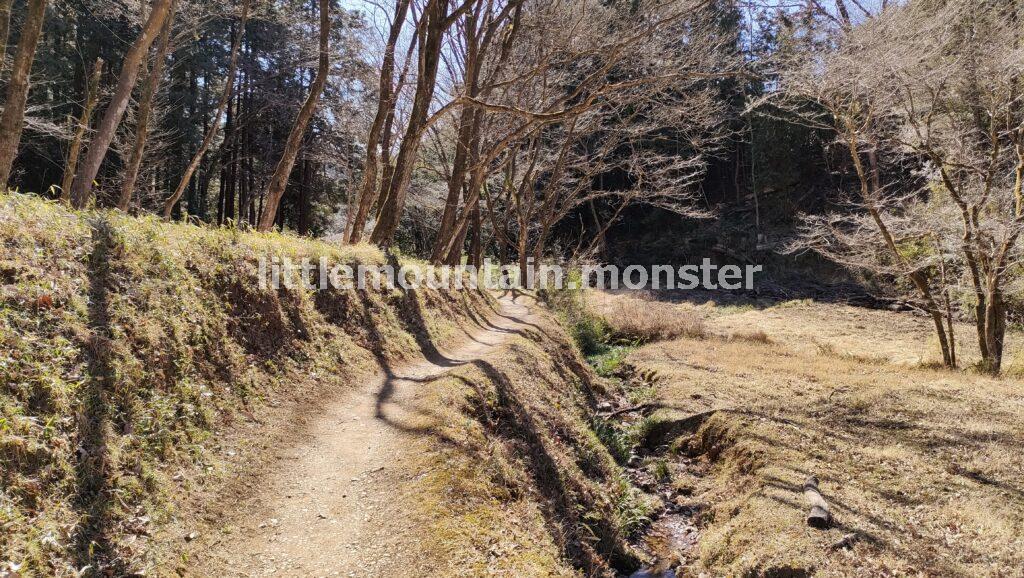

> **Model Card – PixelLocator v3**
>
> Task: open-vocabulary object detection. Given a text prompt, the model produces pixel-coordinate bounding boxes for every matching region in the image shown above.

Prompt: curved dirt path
[194,295,534,577]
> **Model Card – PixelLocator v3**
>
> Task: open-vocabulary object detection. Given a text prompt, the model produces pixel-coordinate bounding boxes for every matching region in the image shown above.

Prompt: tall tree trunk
[431,8,482,262]
[443,156,486,266]
[216,157,226,225]
[163,0,248,218]
[0,0,48,188]
[344,0,411,244]
[256,0,329,232]
[60,57,102,202]
[983,281,1005,373]
[70,0,174,209]
[298,157,313,235]
[225,111,237,223]
[118,0,177,211]
[469,203,482,269]
[517,223,530,287]
[432,107,477,260]
[0,0,14,70]
[236,59,252,221]
[369,0,449,247]
[197,68,211,220]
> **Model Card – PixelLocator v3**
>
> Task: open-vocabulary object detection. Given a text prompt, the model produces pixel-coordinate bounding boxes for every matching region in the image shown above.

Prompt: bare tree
[426,0,735,273]
[776,8,958,367]
[427,0,523,263]
[368,0,454,245]
[885,1,1024,372]
[60,58,103,202]
[70,0,175,209]
[0,0,13,69]
[0,0,49,188]
[780,0,1024,371]
[162,0,248,218]
[257,0,330,231]
[119,0,178,211]
[342,0,413,244]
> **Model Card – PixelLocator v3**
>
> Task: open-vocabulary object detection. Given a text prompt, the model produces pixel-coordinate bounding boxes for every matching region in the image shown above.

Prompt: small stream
[595,360,708,577]
[627,516,698,577]
[621,457,704,578]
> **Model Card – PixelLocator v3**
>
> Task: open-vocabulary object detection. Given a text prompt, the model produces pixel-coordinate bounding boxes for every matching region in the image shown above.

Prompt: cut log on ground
[803,475,831,529]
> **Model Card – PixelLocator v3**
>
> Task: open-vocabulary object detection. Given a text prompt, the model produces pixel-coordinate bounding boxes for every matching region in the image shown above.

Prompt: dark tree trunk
[60,57,102,202]
[71,0,175,208]
[257,0,329,231]
[298,157,313,235]
[0,0,49,188]
[119,0,177,210]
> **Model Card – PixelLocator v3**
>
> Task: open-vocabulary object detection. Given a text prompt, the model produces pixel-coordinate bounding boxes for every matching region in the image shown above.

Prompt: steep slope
[1,193,645,577]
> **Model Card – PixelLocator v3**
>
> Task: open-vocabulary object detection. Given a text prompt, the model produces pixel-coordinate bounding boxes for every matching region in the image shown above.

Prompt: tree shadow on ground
[467,358,641,575]
[72,218,127,576]
[616,278,912,313]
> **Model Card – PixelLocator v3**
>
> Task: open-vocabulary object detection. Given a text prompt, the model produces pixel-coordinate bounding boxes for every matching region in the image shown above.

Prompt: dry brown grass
[728,329,772,344]
[607,290,1024,577]
[591,292,707,343]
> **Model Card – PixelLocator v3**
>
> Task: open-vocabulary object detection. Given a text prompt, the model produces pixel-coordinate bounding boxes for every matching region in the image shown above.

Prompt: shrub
[539,271,610,355]
[590,346,631,377]
[593,417,634,464]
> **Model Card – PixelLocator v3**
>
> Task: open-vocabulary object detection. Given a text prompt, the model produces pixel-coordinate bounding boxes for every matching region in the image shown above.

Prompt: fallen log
[603,403,657,419]
[803,475,831,529]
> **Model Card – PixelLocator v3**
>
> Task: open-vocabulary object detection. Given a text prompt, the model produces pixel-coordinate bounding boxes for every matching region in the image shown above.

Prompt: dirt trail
[194,295,534,577]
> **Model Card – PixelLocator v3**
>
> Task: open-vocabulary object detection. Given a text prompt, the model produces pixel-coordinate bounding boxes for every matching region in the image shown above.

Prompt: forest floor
[591,289,1024,577]
[183,295,539,577]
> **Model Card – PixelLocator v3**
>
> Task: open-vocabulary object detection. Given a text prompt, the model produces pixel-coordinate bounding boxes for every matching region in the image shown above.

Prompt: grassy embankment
[590,289,1024,577]
[0,193,653,577]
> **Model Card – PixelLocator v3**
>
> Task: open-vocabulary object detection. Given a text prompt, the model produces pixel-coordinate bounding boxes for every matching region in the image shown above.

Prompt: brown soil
[183,295,537,577]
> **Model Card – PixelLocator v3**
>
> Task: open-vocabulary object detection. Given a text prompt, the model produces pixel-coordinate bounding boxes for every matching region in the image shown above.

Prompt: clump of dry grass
[816,341,889,365]
[728,329,772,344]
[598,297,707,343]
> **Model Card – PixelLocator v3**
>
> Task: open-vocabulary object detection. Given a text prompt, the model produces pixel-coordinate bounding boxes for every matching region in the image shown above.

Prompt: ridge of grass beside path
[1,193,661,577]
[0,192,493,576]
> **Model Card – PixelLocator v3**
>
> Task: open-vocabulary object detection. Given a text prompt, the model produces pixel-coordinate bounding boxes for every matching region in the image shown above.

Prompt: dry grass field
[590,290,1024,577]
